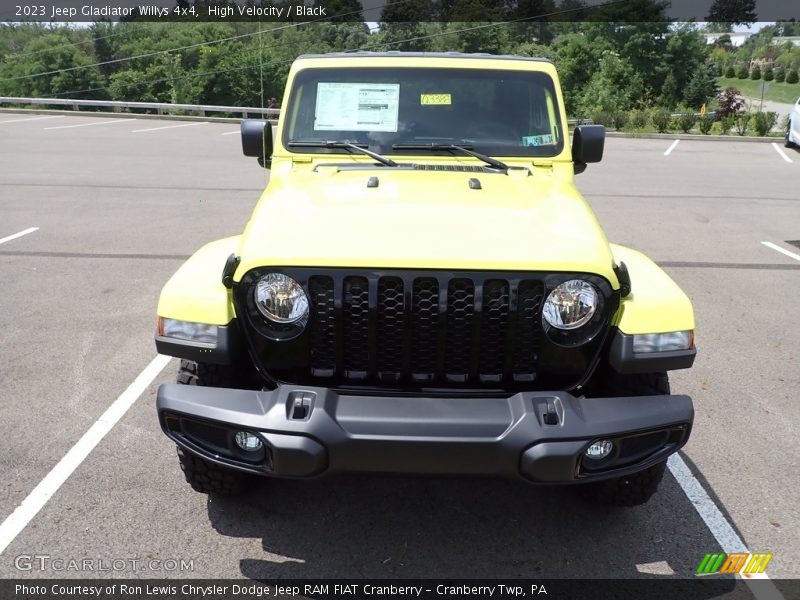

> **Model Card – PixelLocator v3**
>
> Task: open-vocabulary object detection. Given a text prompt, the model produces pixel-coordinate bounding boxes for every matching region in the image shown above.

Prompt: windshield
[282,66,565,158]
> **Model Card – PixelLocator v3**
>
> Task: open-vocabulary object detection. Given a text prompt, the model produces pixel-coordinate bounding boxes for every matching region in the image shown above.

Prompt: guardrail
[0,96,279,118]
[1,96,595,126]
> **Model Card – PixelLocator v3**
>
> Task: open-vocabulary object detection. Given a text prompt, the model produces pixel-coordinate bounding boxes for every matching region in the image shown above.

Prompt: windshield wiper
[288,139,398,167]
[391,143,508,171]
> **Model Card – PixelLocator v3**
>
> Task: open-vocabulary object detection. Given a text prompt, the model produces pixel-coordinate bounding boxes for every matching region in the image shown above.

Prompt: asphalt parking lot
[0,113,798,587]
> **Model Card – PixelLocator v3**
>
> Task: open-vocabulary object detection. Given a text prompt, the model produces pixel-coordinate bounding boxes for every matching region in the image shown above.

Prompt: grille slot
[479,279,510,382]
[342,276,370,379]
[445,278,475,382]
[376,277,405,381]
[512,280,544,381]
[308,276,336,377]
[411,277,440,382]
[304,273,547,386]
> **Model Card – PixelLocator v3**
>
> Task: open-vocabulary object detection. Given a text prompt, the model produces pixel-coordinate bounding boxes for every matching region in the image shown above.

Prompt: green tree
[706,23,733,33]
[683,62,720,108]
[440,0,505,22]
[319,0,364,22]
[658,71,679,107]
[588,0,670,23]
[373,22,438,52]
[193,42,261,107]
[108,68,154,102]
[552,30,612,114]
[91,21,118,78]
[578,51,643,115]
[706,0,757,27]
[776,21,800,37]
[0,32,107,98]
[379,0,437,22]
[431,21,511,54]
[711,33,733,50]
[659,24,708,94]
[0,22,52,55]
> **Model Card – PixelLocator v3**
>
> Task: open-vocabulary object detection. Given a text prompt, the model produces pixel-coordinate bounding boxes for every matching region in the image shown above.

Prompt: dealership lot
[0,113,798,582]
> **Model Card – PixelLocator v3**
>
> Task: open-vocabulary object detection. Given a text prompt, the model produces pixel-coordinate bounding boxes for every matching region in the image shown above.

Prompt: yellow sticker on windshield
[421,93,452,105]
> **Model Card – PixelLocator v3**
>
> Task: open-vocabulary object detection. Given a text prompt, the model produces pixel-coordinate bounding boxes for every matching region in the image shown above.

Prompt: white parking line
[664,139,680,156]
[0,227,39,246]
[668,455,784,599]
[132,122,208,133]
[0,354,171,556]
[221,130,240,136]
[44,118,133,131]
[761,241,800,262]
[770,143,793,163]
[0,116,64,125]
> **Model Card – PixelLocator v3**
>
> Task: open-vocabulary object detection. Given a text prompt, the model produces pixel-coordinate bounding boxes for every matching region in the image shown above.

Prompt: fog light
[234,431,263,451]
[585,439,614,460]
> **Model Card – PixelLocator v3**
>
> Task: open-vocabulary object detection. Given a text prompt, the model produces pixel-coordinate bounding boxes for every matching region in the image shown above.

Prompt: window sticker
[314,82,400,132]
[421,93,452,105]
[522,134,555,147]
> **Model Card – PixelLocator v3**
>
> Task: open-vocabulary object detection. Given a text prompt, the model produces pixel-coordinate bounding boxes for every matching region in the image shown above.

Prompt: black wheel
[786,120,796,148]
[577,372,671,507]
[174,359,261,495]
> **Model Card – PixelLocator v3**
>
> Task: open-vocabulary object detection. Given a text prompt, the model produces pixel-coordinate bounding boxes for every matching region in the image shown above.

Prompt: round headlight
[542,280,598,330]
[254,273,309,324]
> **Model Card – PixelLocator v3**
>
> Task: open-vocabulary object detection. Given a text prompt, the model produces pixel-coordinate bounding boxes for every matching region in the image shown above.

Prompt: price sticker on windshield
[421,94,452,105]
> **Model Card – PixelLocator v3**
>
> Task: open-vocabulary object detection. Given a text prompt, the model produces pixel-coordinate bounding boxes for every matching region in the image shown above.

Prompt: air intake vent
[413,164,485,172]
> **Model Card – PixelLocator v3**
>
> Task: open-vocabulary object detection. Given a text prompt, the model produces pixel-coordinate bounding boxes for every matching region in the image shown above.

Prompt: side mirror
[572,124,605,174]
[241,119,273,168]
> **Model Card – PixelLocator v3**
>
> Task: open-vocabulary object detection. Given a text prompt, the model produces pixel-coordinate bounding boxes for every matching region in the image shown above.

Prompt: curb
[604,131,781,143]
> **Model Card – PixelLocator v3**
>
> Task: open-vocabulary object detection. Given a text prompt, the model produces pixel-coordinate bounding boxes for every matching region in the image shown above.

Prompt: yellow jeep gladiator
[154,52,696,506]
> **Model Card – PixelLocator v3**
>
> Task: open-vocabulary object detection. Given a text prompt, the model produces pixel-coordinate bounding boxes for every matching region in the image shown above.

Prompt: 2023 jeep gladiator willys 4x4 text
[154,52,697,506]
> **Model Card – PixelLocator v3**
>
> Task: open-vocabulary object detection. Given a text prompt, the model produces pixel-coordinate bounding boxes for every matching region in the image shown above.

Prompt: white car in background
[786,97,800,148]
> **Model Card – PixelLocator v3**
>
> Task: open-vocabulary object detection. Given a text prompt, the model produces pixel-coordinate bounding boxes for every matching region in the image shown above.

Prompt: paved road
[0,114,798,585]
[742,97,796,121]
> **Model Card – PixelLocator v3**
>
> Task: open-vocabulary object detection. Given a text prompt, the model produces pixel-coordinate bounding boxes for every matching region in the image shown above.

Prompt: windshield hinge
[222,254,240,289]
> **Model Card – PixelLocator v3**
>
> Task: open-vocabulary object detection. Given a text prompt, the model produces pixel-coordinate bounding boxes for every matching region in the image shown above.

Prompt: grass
[716,77,800,105]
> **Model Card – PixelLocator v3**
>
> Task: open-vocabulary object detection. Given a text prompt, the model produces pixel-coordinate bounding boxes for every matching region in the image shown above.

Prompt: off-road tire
[578,371,671,507]
[580,460,667,507]
[176,447,253,495]
[177,358,260,389]
[174,359,260,495]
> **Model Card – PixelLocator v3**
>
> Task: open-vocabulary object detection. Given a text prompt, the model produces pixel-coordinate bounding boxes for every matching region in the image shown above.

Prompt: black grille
[306,273,545,386]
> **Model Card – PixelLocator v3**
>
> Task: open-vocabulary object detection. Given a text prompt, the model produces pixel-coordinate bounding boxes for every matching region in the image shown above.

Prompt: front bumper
[157,384,693,483]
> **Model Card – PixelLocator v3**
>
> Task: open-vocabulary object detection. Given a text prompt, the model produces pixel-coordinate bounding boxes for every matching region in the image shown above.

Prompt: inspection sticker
[421,93,452,105]
[314,82,400,132]
[522,134,555,146]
